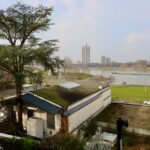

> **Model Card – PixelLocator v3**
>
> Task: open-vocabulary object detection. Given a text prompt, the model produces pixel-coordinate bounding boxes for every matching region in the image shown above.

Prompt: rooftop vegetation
[32,84,99,107]
[32,87,69,106]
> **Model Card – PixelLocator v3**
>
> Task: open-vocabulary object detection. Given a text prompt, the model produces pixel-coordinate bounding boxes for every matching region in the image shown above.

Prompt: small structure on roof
[59,82,80,89]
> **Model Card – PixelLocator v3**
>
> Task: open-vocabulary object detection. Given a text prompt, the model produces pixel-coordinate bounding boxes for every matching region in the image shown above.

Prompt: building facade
[101,56,111,65]
[106,57,111,65]
[82,44,90,66]
[101,56,106,65]
[21,85,111,138]
[2,79,111,138]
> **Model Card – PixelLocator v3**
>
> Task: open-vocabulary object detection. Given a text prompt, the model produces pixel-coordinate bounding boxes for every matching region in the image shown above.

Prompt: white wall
[68,88,111,132]
[22,110,61,137]
[33,111,61,136]
[68,87,110,110]
[103,89,111,107]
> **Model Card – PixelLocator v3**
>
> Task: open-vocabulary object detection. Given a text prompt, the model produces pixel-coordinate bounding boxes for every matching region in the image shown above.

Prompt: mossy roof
[31,79,101,107]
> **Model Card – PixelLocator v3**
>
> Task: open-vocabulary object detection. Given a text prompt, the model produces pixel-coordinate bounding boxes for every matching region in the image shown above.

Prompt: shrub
[0,81,15,90]
[1,137,40,150]
[60,135,85,150]
[41,134,85,150]
[78,118,97,139]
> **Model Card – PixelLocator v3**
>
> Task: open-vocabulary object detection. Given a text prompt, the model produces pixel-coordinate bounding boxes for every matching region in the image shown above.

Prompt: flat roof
[31,79,104,107]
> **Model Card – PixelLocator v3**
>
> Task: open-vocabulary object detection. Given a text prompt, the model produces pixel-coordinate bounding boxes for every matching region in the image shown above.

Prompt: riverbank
[112,72,150,76]
[88,66,150,72]
[111,85,150,103]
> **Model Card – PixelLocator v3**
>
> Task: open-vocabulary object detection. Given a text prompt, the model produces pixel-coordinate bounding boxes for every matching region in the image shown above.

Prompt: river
[82,69,150,85]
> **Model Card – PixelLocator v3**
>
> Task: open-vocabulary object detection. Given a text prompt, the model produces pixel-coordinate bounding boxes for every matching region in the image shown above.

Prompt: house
[2,78,111,138]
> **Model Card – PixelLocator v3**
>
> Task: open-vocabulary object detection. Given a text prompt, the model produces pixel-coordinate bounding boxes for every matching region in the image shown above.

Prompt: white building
[5,79,111,138]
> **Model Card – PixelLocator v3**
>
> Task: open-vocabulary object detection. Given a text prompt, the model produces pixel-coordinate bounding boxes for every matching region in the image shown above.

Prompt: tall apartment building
[106,57,111,65]
[101,56,106,65]
[101,56,111,65]
[82,44,90,66]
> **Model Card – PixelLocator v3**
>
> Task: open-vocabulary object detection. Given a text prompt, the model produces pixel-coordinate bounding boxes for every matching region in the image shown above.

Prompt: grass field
[111,85,150,103]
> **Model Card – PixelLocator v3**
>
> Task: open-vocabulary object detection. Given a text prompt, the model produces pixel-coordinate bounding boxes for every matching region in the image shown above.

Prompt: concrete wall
[97,121,150,136]
[68,87,111,132]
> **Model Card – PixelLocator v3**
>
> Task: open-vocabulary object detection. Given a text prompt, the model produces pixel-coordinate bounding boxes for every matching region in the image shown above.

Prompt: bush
[1,138,40,150]
[123,135,134,146]
[78,118,97,139]
[60,135,85,150]
[41,134,85,150]
[0,81,15,90]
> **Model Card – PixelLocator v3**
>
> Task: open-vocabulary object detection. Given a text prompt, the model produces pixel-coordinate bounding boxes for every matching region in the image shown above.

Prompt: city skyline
[1,0,150,63]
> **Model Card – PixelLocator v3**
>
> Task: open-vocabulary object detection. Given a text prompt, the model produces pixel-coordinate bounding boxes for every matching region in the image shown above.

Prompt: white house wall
[102,89,111,107]
[22,110,61,137]
[68,88,111,132]
[33,112,61,136]
[22,111,28,130]
[68,87,110,110]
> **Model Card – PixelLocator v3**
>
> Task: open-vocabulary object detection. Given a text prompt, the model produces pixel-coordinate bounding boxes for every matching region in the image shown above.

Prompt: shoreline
[112,72,150,76]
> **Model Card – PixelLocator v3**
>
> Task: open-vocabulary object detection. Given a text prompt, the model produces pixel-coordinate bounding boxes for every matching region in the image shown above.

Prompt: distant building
[106,57,111,65]
[101,56,106,65]
[63,57,73,73]
[136,59,148,66]
[101,56,111,65]
[82,44,90,66]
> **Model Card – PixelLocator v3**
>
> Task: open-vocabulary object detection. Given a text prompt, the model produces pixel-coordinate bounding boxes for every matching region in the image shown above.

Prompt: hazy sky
[1,0,150,63]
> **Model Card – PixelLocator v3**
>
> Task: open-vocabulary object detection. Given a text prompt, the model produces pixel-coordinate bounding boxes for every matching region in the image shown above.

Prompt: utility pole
[117,117,128,150]
[145,85,147,92]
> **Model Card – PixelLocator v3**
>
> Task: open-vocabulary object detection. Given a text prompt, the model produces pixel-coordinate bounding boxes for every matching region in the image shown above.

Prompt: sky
[1,0,150,63]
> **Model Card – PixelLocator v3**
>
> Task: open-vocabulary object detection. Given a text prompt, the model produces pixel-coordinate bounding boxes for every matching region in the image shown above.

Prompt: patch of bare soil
[124,145,150,150]
[97,103,150,130]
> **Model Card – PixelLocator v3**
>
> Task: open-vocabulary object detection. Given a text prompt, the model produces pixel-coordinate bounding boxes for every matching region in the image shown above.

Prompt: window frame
[47,113,55,129]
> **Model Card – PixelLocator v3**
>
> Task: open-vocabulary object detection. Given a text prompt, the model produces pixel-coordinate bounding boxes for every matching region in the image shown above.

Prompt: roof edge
[28,92,62,108]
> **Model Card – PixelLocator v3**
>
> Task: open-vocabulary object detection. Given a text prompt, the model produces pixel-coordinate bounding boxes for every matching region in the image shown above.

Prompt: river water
[82,69,150,85]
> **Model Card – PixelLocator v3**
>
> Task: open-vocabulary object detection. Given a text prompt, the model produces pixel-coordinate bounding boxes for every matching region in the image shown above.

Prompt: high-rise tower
[82,44,90,66]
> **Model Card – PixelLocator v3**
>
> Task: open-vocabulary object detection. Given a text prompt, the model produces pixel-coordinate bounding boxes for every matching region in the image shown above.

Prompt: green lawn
[111,85,150,103]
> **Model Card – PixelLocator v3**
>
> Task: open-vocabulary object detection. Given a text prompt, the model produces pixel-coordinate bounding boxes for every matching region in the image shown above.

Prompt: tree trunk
[15,76,23,130]
[35,84,38,90]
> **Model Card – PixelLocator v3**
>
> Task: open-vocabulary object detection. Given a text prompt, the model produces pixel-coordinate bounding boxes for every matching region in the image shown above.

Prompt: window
[27,110,33,118]
[47,113,55,129]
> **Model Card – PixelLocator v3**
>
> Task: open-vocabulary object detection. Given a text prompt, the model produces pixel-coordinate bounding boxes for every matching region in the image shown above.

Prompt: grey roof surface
[21,93,62,114]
